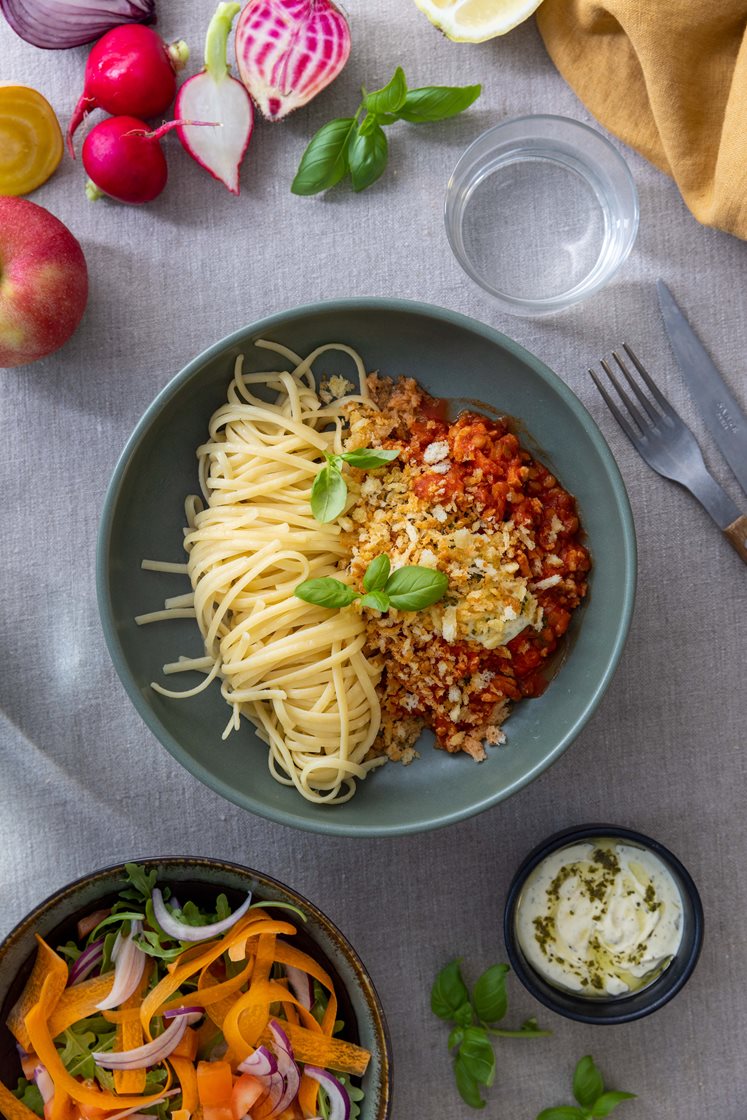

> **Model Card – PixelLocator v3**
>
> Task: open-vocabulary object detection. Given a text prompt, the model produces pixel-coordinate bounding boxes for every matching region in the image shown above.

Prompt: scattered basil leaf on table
[536,1056,636,1120]
[292,66,481,196]
[431,959,551,1109]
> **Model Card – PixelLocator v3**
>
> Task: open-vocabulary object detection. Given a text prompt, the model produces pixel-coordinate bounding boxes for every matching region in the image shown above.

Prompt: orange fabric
[536,0,747,238]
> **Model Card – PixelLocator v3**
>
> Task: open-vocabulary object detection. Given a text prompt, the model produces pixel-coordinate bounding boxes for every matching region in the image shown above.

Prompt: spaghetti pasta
[139,342,385,804]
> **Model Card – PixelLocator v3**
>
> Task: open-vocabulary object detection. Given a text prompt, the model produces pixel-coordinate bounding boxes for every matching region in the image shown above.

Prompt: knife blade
[657,279,747,496]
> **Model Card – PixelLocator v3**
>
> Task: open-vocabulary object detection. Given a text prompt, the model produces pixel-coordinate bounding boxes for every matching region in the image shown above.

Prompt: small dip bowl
[444,115,639,317]
[503,824,703,1024]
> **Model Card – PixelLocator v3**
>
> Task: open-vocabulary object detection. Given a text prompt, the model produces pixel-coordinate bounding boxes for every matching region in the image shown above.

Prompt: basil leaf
[360,590,389,612]
[431,959,469,1020]
[454,1001,475,1028]
[341,447,399,469]
[294,578,359,609]
[536,1110,586,1120]
[573,1057,605,1109]
[396,84,481,124]
[386,566,448,611]
[454,1054,485,1109]
[363,553,391,591]
[473,963,509,1024]
[591,1092,636,1117]
[311,464,348,522]
[348,124,388,193]
[447,1027,464,1051]
[291,117,356,196]
[363,66,408,116]
[459,1027,495,1087]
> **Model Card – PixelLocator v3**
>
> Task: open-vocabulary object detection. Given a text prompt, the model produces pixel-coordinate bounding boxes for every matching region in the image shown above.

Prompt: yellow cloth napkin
[535,0,747,239]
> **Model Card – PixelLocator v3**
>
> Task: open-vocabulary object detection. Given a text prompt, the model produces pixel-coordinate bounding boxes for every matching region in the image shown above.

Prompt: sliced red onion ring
[95,920,145,1011]
[163,1005,202,1019]
[284,964,313,1010]
[93,1010,201,1069]
[304,1067,351,1120]
[0,0,155,50]
[252,1022,300,1120]
[68,938,104,986]
[33,1065,54,1105]
[237,1044,278,1079]
[152,887,252,942]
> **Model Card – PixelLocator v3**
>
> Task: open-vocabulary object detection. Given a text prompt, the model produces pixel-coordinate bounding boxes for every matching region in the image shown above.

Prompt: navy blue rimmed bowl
[503,824,704,1024]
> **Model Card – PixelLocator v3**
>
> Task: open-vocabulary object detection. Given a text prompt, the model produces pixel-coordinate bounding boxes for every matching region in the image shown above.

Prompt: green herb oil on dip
[515,840,684,997]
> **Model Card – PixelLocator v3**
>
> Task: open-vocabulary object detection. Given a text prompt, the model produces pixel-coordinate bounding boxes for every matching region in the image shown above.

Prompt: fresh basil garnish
[294,577,360,609]
[310,447,398,524]
[385,565,448,611]
[362,553,391,592]
[294,554,447,614]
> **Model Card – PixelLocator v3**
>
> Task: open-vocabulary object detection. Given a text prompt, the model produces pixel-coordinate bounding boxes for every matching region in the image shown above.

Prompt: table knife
[657,279,747,496]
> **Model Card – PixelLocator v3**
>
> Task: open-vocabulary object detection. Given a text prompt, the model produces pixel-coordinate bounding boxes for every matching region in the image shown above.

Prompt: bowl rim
[0,855,392,1119]
[502,823,704,1024]
[96,296,637,837]
[443,114,641,315]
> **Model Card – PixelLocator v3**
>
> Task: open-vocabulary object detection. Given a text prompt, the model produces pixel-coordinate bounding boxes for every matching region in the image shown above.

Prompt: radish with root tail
[176,2,254,195]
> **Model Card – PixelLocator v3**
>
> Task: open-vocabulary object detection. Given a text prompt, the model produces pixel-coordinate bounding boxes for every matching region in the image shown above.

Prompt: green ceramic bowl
[97,299,636,836]
[0,857,391,1119]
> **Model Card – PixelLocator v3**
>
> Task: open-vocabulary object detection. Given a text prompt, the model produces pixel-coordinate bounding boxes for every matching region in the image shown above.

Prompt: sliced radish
[176,2,254,194]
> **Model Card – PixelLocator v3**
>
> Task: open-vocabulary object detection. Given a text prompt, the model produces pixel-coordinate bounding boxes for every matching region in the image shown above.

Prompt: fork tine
[588,365,642,446]
[622,343,679,422]
[598,357,650,436]
[611,349,660,426]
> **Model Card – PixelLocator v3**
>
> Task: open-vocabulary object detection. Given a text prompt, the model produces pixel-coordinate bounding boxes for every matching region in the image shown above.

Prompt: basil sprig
[431,959,551,1109]
[295,554,448,614]
[537,1056,636,1120]
[292,66,481,196]
[311,447,398,523]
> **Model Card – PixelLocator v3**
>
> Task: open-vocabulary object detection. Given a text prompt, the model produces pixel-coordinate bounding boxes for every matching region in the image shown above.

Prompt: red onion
[32,1066,54,1106]
[0,0,155,50]
[93,1009,201,1069]
[237,1045,278,1078]
[252,1021,300,1120]
[152,887,252,942]
[235,0,351,122]
[284,964,313,1010]
[103,1090,179,1120]
[68,938,104,986]
[95,920,145,1011]
[304,1067,351,1120]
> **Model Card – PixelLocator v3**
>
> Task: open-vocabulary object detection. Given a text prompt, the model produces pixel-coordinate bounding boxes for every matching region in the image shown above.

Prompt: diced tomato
[231,1073,266,1119]
[204,1109,233,1120]
[197,1060,233,1109]
[76,909,110,940]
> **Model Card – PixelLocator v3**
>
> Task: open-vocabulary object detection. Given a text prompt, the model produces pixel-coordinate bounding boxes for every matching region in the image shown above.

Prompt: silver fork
[589,343,747,565]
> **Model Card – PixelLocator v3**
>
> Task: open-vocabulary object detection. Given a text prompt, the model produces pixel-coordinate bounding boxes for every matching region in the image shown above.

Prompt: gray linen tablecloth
[1,2,746,1117]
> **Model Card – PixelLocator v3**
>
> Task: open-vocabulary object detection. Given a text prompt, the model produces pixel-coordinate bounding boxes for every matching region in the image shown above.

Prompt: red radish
[235,0,351,122]
[82,115,216,204]
[176,2,254,195]
[67,25,190,156]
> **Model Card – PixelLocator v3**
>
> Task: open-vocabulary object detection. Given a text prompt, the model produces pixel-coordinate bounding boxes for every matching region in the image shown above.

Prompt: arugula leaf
[311,463,349,523]
[291,117,356,196]
[57,1021,116,1088]
[90,911,144,940]
[431,960,469,1020]
[385,566,448,611]
[121,862,158,902]
[294,577,360,609]
[13,1078,44,1118]
[340,448,399,469]
[363,66,408,116]
[362,553,391,592]
[396,84,482,123]
[472,963,509,1024]
[591,1092,637,1117]
[573,1056,605,1108]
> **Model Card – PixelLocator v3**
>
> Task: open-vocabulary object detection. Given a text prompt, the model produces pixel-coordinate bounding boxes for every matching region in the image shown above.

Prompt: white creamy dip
[515,840,684,997]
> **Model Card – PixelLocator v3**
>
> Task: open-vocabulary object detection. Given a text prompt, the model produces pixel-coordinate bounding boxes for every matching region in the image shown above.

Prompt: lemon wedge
[413,0,544,42]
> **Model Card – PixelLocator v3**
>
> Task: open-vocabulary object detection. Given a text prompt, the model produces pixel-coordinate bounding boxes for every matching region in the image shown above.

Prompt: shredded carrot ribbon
[7,935,68,1050]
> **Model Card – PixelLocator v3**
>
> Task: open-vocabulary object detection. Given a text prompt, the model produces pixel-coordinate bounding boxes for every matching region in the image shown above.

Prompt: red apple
[0,197,89,368]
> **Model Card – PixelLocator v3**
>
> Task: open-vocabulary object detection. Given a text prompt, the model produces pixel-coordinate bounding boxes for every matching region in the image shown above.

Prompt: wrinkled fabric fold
[536,0,747,239]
